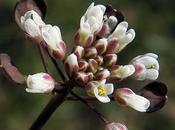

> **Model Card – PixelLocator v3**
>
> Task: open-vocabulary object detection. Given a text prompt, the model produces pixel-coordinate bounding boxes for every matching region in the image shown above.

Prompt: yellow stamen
[98,85,106,96]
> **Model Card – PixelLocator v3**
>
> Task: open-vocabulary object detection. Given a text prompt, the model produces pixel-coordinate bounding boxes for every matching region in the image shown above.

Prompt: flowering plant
[0,0,168,130]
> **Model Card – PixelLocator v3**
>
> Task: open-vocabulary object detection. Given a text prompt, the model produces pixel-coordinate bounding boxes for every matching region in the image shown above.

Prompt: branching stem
[66,96,115,101]
[70,91,109,125]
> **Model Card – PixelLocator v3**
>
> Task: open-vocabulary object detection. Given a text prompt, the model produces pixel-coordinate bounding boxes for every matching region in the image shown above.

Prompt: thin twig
[70,91,109,125]
[66,96,115,101]
[37,44,50,73]
[46,49,67,81]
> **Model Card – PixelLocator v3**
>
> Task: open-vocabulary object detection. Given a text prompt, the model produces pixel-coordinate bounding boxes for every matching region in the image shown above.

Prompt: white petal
[127,94,150,112]
[24,19,40,37]
[145,53,158,59]
[42,30,53,45]
[32,11,45,25]
[94,87,110,103]
[105,84,114,95]
[99,79,106,84]
[133,63,147,80]
[137,56,159,70]
[26,88,43,93]
[112,21,128,39]
[122,65,135,78]
[98,5,106,13]
[146,69,159,80]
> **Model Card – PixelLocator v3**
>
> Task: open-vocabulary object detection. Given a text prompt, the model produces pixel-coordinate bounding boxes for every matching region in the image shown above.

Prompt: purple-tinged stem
[66,96,115,101]
[37,44,50,73]
[70,91,109,125]
[29,91,68,130]
[29,81,74,130]
[46,49,67,81]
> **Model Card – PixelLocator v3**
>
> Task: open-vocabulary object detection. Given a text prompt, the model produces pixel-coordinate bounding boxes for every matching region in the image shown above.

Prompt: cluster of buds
[64,3,161,107]
[15,2,66,59]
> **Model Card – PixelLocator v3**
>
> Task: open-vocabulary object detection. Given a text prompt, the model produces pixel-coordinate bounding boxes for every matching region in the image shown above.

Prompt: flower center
[98,85,106,96]
[147,64,156,69]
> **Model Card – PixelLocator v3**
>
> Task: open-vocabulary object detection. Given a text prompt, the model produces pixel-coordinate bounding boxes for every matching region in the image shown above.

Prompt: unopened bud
[94,38,108,55]
[114,88,150,112]
[106,38,119,54]
[109,65,135,81]
[73,46,84,59]
[41,25,67,59]
[78,60,89,72]
[105,122,127,130]
[14,0,47,30]
[64,54,79,76]
[88,59,98,74]
[95,56,103,65]
[103,54,117,67]
[85,47,98,59]
[75,72,93,86]
[108,21,135,53]
[26,73,54,93]
[95,69,110,81]
[74,30,94,48]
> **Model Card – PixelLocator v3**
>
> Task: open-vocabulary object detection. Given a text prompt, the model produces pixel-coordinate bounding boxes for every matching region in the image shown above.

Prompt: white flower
[20,10,45,37]
[131,53,159,80]
[81,2,106,34]
[114,88,150,112]
[26,73,55,93]
[105,122,127,130]
[109,65,135,81]
[108,21,135,53]
[86,81,114,103]
[64,53,79,76]
[75,2,106,47]
[41,25,66,59]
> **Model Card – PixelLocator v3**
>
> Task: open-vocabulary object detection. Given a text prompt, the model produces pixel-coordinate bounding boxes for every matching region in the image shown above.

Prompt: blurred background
[0,0,175,130]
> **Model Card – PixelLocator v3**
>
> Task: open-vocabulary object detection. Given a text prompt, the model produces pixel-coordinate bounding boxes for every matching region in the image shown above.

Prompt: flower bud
[64,53,79,76]
[109,65,135,81]
[15,0,47,30]
[108,21,135,53]
[74,31,94,48]
[88,59,98,73]
[114,88,150,112]
[75,2,106,47]
[95,69,110,81]
[98,16,118,37]
[86,81,114,103]
[41,25,67,59]
[94,38,108,55]
[20,10,45,39]
[73,46,84,59]
[95,56,103,65]
[130,53,159,80]
[105,122,127,130]
[75,72,93,86]
[78,60,89,72]
[103,54,117,67]
[85,47,98,59]
[106,38,119,54]
[26,73,55,93]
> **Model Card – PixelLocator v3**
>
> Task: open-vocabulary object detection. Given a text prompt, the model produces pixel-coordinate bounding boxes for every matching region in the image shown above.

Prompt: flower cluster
[17,10,66,59]
[64,3,160,110]
[7,1,167,130]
